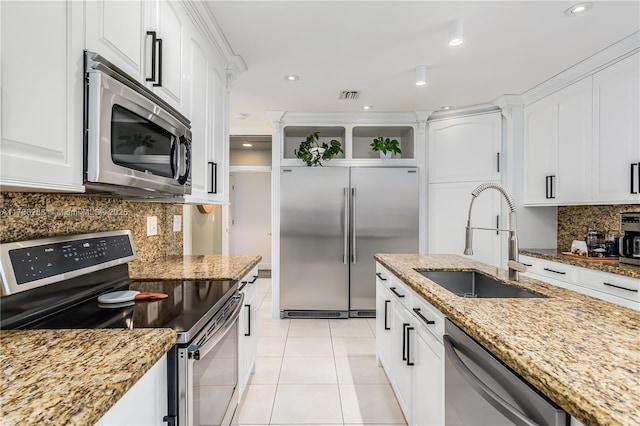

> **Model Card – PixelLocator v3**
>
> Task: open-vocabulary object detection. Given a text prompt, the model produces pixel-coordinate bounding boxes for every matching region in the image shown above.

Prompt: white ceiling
[205,1,640,135]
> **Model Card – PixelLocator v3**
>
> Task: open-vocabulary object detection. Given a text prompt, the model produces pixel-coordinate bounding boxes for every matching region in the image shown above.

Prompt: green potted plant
[371,134,402,159]
[294,131,343,166]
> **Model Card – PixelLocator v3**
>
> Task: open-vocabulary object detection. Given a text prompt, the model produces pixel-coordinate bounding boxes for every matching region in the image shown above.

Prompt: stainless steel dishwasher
[444,319,568,426]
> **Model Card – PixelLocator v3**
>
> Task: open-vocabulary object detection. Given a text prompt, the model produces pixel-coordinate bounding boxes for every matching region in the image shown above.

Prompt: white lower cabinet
[376,263,445,426]
[520,255,639,311]
[95,355,168,426]
[238,267,259,397]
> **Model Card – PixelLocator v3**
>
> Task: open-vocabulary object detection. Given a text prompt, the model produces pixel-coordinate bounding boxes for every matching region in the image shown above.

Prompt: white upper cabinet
[0,1,85,192]
[148,0,186,111]
[86,0,186,112]
[524,78,592,205]
[592,53,640,203]
[428,113,501,184]
[524,52,639,206]
[85,0,148,83]
[523,96,557,204]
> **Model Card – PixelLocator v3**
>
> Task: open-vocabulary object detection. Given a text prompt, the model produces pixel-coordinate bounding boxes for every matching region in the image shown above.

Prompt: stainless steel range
[0,230,241,426]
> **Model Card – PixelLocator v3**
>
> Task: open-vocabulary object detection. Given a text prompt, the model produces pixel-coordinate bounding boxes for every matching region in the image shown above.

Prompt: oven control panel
[0,230,137,296]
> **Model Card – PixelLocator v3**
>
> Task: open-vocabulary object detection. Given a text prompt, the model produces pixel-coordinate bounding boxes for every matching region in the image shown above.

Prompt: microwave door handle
[443,335,539,426]
[189,293,244,360]
[177,136,191,185]
[170,138,178,179]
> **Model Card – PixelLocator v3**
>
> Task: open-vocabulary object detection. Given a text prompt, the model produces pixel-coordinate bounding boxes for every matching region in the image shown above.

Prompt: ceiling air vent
[339,90,360,100]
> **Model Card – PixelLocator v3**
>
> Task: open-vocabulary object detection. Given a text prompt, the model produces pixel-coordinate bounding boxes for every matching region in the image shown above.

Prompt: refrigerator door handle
[351,187,357,264]
[343,187,349,264]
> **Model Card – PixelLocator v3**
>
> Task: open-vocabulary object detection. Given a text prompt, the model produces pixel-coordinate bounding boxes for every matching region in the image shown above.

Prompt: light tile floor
[232,278,407,426]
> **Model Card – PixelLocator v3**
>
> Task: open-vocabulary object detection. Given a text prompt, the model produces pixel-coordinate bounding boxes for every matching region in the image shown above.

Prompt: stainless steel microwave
[84,51,192,197]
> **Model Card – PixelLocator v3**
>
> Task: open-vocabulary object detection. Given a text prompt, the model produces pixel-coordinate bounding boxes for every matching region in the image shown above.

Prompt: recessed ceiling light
[564,2,593,16]
[284,75,299,81]
[363,105,372,110]
[235,113,248,120]
[242,143,253,147]
[441,106,452,110]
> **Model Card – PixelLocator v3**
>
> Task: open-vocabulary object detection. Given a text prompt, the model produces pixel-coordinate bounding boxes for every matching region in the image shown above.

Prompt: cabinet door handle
[543,267,566,275]
[496,215,500,235]
[631,162,639,194]
[146,31,157,83]
[496,152,500,173]
[376,272,387,281]
[208,162,217,194]
[390,287,405,298]
[413,308,435,325]
[402,323,409,361]
[249,275,258,284]
[406,326,414,366]
[522,263,533,267]
[545,176,550,199]
[603,282,638,292]
[384,300,391,330]
[154,37,163,87]
[244,304,251,336]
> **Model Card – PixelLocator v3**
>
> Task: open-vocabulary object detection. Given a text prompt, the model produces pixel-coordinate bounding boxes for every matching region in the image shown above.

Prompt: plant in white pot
[294,132,343,166]
[371,134,401,159]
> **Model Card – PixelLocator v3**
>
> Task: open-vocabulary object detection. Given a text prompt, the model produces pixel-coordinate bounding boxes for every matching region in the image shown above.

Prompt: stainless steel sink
[416,270,545,299]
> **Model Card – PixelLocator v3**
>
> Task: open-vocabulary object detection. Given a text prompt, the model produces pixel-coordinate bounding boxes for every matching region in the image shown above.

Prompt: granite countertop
[0,328,176,425]
[375,253,640,426]
[129,254,262,281]
[521,248,640,278]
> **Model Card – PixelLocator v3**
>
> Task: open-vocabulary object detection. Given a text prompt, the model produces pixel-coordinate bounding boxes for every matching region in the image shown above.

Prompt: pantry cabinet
[427,112,504,268]
[523,53,640,205]
[0,0,85,192]
[376,263,445,426]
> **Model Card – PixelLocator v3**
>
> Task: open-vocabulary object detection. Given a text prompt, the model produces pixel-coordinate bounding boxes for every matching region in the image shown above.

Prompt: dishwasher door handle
[443,335,539,426]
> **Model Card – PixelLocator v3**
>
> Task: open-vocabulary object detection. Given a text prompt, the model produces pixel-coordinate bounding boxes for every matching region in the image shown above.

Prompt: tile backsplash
[0,192,183,266]
[557,204,640,251]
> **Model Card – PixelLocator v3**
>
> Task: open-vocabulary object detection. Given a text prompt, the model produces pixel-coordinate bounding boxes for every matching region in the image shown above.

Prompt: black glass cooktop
[7,278,236,344]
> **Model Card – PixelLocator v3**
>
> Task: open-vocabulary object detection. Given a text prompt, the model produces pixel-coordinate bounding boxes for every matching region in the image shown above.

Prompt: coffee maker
[619,212,640,266]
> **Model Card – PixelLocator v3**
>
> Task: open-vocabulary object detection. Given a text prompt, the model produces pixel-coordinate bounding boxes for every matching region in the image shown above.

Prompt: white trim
[522,31,640,106]
[229,166,272,173]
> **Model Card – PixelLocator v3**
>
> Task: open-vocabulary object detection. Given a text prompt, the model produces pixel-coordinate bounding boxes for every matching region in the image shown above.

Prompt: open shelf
[283,126,346,160]
[352,126,414,159]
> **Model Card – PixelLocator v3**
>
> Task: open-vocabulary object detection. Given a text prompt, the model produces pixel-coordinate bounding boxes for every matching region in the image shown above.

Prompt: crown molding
[521,31,640,106]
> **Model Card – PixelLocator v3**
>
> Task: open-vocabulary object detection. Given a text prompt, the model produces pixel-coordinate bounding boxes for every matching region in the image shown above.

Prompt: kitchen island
[375,253,640,426]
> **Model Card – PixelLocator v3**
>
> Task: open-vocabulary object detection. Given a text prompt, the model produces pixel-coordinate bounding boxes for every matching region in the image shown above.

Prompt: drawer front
[411,294,445,341]
[376,264,413,310]
[579,269,640,303]
[535,259,577,283]
[518,255,540,273]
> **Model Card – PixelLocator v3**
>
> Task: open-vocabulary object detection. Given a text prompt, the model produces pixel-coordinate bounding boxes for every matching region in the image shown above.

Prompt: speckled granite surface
[0,328,176,426]
[129,254,261,281]
[0,192,183,266]
[557,204,640,253]
[375,253,640,426]
[521,249,640,278]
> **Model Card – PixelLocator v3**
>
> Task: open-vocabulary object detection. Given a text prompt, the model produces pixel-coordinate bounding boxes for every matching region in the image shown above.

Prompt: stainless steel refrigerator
[280,167,419,318]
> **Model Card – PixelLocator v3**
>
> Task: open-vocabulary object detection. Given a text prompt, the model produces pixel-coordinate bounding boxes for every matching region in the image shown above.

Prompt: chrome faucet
[463,182,526,281]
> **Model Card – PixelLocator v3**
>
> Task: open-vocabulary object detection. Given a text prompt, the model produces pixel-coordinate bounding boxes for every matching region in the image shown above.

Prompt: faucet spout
[463,182,525,281]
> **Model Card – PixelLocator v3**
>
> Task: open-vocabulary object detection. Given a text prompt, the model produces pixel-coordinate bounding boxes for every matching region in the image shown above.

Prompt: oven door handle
[188,292,244,361]
[443,335,539,426]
